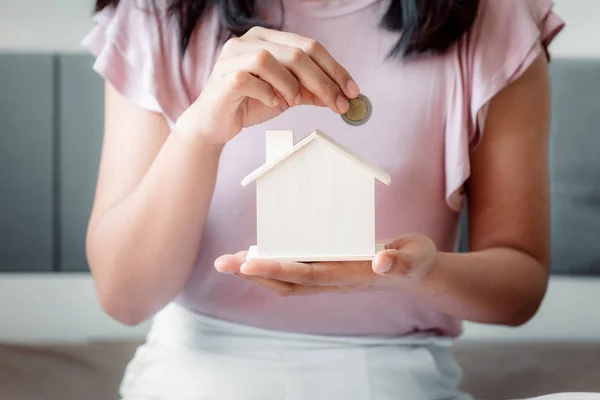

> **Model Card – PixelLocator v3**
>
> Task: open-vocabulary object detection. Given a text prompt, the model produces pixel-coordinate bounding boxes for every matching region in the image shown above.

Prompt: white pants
[119,303,473,400]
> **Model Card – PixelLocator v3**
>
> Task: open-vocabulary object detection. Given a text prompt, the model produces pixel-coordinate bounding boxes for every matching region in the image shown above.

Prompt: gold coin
[341,94,372,126]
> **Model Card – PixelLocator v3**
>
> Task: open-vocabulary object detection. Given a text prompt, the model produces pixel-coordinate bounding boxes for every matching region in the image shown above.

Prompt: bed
[0,339,599,400]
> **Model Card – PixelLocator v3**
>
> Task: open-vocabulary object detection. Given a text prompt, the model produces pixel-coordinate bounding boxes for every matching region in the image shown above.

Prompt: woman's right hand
[174,27,361,145]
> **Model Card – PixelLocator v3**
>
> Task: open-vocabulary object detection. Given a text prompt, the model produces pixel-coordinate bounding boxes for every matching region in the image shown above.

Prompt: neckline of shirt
[281,0,383,18]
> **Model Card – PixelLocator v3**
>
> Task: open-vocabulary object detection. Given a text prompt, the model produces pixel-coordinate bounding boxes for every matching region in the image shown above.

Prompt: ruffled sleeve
[81,0,194,125]
[444,0,565,211]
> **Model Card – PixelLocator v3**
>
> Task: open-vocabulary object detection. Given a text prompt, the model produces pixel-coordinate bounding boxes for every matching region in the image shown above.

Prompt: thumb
[372,249,414,277]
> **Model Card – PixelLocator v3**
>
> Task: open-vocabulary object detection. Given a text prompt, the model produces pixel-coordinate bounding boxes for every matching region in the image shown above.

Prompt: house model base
[241,129,392,264]
[246,243,386,262]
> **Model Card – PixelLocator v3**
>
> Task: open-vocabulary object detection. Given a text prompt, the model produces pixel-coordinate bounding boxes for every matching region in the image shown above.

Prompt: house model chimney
[266,130,294,162]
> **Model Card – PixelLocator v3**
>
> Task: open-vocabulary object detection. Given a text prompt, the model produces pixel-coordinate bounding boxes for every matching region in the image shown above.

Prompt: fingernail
[240,263,251,274]
[295,93,303,106]
[336,95,350,113]
[346,79,360,97]
[214,258,232,274]
[272,95,280,107]
[377,257,393,273]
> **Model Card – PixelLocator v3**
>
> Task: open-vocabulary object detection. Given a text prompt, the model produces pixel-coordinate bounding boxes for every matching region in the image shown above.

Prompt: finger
[373,237,432,277]
[218,50,302,107]
[238,274,298,296]
[372,249,412,276]
[273,284,355,296]
[266,43,350,114]
[214,252,299,295]
[218,37,247,59]
[242,27,360,99]
[214,251,247,274]
[215,253,361,296]
[243,276,349,297]
[230,39,349,114]
[240,259,320,285]
[226,70,280,107]
[241,259,377,287]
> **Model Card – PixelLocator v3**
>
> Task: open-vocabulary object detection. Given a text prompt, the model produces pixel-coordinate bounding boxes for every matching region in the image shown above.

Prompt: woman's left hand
[214,234,439,296]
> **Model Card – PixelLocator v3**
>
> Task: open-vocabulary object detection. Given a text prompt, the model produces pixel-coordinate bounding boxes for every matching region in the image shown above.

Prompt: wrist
[172,119,225,155]
[173,103,228,145]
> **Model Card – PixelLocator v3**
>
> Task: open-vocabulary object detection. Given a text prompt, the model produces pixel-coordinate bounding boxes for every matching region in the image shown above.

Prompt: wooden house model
[242,130,391,262]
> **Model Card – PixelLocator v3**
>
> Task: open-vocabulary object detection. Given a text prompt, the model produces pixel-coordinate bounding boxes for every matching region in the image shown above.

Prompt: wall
[0,0,95,53]
[0,275,151,343]
[551,0,600,57]
[0,0,599,56]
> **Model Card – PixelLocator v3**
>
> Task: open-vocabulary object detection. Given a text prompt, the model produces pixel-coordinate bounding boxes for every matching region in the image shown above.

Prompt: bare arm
[213,53,553,328]
[86,83,223,325]
[86,28,359,325]
[417,53,552,326]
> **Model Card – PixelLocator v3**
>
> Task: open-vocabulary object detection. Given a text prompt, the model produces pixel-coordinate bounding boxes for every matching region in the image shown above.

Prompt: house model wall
[242,130,391,262]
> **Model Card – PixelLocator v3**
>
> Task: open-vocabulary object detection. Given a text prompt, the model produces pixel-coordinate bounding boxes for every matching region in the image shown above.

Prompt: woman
[83,0,564,398]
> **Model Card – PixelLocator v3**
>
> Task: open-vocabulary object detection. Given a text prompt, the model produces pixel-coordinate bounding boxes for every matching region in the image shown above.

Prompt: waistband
[146,303,454,351]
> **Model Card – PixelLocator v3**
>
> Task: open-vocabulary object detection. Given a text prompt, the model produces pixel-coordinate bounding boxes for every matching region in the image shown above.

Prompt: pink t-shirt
[83,0,564,337]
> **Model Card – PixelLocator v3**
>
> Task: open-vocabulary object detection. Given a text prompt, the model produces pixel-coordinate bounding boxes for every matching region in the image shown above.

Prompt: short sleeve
[444,0,565,211]
[81,0,196,125]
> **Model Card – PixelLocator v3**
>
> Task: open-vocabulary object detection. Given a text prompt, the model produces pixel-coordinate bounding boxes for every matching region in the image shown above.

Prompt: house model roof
[241,130,392,187]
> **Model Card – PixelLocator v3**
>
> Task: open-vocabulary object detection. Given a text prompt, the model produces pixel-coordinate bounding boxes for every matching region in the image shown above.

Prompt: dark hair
[95,0,479,59]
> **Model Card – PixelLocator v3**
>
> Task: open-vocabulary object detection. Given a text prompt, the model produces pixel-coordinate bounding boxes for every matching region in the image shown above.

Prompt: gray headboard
[0,54,103,273]
[547,59,600,275]
[1,54,599,275]
[460,59,600,276]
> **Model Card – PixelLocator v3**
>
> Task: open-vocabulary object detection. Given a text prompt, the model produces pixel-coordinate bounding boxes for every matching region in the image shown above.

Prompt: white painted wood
[315,131,391,185]
[247,243,386,261]
[266,130,294,162]
[254,137,377,259]
[243,130,392,261]
[241,130,391,187]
